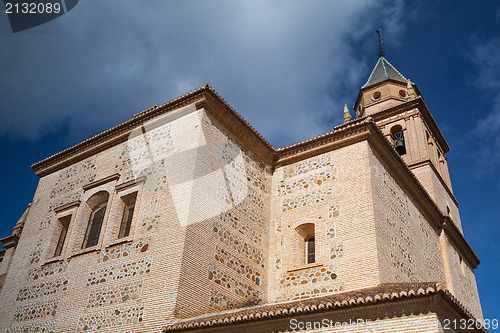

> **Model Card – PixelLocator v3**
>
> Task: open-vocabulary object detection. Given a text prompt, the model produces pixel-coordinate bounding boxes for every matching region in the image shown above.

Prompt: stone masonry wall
[0,97,484,332]
[446,240,483,320]
[270,141,380,303]
[369,145,446,285]
[173,110,270,316]
[411,165,462,231]
[0,104,270,332]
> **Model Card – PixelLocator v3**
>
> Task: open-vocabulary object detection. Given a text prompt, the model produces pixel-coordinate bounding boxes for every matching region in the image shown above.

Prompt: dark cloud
[0,0,405,147]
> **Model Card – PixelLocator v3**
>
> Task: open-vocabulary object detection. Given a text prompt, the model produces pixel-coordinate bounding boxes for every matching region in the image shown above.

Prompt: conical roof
[362,57,407,88]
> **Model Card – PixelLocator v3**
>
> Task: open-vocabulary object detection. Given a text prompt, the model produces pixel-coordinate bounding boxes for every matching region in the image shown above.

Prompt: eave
[30,84,276,177]
[163,282,485,332]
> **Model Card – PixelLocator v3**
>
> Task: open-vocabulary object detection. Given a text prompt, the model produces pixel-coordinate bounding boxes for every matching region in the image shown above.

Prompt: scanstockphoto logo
[126,105,249,228]
[289,318,438,331]
[4,0,79,33]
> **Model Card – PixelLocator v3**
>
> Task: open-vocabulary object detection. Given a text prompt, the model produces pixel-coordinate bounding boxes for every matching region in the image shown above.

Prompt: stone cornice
[82,174,120,191]
[53,200,81,213]
[275,118,373,166]
[408,159,459,207]
[443,215,480,268]
[0,234,19,249]
[115,176,146,193]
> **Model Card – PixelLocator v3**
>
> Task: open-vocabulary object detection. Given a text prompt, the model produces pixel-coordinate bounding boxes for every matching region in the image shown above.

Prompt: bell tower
[353,34,461,230]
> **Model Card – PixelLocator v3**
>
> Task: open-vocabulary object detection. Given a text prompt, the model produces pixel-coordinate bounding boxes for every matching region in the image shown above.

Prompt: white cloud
[0,0,408,147]
[470,36,500,175]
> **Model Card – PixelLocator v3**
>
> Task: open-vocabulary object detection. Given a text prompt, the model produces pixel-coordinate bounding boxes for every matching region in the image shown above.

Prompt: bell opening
[393,131,407,155]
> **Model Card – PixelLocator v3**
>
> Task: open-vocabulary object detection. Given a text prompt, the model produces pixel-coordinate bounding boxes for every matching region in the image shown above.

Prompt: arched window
[82,191,109,249]
[295,223,315,265]
[391,125,406,155]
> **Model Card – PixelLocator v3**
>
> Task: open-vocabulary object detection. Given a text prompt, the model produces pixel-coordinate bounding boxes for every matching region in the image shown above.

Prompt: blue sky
[1,0,499,322]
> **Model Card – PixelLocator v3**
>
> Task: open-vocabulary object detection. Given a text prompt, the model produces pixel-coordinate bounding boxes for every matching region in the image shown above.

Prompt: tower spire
[376,25,384,58]
[343,104,352,123]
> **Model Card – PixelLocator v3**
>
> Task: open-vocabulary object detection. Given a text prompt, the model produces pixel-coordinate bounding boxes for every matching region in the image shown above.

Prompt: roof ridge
[382,57,407,81]
[362,57,383,88]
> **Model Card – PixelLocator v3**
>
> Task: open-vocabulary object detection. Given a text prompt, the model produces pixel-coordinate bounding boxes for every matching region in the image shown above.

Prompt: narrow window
[306,237,315,264]
[83,202,107,248]
[295,223,315,266]
[119,204,134,238]
[118,192,137,239]
[54,215,71,257]
[459,256,466,276]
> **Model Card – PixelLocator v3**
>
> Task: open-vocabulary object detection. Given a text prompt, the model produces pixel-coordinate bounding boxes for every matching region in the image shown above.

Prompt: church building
[0,52,485,332]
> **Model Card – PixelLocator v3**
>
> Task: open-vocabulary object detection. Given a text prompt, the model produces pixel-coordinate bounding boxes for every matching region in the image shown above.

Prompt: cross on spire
[376,25,384,58]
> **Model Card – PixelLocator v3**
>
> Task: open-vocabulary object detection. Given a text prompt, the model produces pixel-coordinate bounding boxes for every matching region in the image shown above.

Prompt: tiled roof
[163,282,484,332]
[362,57,407,88]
